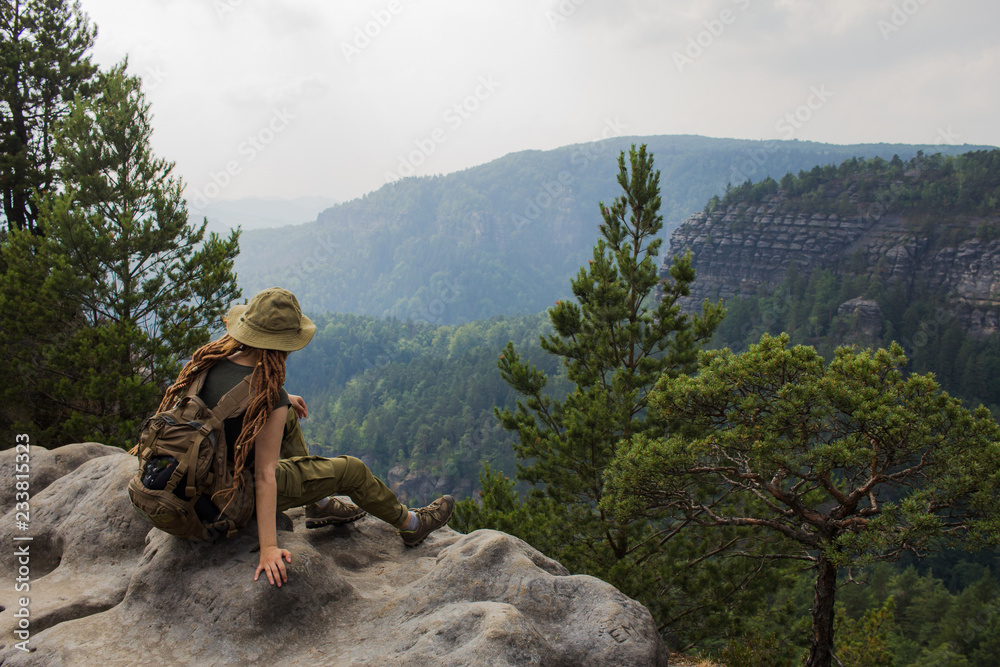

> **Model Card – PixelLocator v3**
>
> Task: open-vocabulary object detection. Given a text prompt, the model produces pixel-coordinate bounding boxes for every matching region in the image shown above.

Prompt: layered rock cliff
[0,445,668,666]
[666,191,1000,337]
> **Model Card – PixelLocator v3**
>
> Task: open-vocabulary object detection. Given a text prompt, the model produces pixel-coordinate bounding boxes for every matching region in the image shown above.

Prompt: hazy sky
[77,0,999,212]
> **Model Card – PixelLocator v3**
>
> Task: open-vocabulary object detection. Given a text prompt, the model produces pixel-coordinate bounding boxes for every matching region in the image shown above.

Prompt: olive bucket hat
[225,287,316,352]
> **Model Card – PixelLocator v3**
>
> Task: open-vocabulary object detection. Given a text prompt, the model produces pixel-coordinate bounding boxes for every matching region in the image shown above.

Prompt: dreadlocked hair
[222,345,287,502]
[157,334,242,411]
[159,334,288,506]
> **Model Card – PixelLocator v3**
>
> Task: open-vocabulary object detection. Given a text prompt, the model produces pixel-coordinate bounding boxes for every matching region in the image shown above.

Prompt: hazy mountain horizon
[189,195,340,237]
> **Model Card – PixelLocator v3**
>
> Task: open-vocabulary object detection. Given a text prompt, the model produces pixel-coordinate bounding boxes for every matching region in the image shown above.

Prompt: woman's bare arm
[253,405,291,586]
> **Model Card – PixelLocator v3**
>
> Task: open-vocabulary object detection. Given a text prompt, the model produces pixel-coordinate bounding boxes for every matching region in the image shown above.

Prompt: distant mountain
[236,135,992,323]
[191,196,338,237]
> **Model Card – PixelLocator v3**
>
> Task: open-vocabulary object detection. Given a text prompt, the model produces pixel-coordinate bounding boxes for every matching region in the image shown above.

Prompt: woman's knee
[338,455,371,485]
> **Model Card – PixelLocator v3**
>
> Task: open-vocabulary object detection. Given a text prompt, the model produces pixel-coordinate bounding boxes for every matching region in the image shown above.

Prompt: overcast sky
[77,0,999,212]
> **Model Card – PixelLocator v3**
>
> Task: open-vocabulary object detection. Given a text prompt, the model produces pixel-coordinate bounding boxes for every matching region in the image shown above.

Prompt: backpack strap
[182,421,214,500]
[204,375,254,501]
[180,370,251,500]
[183,367,251,419]
[212,375,253,420]
[184,370,210,399]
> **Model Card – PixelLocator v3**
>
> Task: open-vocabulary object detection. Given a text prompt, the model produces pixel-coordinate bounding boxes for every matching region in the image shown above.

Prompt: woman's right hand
[254,545,292,587]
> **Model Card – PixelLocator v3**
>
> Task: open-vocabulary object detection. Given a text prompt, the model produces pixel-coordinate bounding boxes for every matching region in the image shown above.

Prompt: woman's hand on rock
[254,546,292,586]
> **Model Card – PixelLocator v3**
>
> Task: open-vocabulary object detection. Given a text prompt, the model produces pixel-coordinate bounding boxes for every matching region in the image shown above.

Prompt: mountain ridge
[236,135,991,323]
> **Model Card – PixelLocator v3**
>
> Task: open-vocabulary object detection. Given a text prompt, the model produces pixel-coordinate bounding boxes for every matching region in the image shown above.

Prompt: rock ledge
[0,445,668,666]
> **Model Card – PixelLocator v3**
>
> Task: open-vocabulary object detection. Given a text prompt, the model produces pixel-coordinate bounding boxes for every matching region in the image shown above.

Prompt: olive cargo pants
[274,411,409,528]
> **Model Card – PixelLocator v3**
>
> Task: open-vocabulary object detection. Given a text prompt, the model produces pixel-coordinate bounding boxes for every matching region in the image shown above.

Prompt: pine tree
[0,0,96,232]
[606,334,1000,667]
[497,143,724,554]
[455,145,781,645]
[0,63,240,448]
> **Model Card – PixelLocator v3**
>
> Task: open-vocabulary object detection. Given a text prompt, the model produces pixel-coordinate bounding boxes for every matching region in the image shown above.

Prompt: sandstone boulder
[0,445,668,666]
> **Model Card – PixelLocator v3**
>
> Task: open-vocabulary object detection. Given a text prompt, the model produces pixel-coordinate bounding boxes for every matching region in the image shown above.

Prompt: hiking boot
[305,497,366,529]
[399,495,455,547]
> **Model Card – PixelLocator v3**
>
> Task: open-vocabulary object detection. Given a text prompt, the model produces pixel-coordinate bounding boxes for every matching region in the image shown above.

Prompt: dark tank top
[198,358,290,462]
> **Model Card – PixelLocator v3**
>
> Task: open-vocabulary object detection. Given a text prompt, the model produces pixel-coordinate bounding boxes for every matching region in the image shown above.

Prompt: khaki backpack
[128,371,256,541]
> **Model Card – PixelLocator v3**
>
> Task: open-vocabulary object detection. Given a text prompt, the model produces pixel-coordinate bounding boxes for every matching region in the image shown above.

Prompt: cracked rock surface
[0,445,668,666]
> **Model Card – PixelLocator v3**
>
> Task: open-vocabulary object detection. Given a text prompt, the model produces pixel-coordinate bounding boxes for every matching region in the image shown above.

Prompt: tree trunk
[806,553,838,667]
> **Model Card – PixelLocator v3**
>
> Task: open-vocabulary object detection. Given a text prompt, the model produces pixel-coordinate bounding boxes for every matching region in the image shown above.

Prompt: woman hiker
[155,286,454,587]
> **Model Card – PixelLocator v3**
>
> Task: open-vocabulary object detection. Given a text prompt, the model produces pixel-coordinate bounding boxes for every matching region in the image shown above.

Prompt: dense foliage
[711,150,1000,220]
[706,150,1000,413]
[712,265,1000,415]
[284,147,1000,661]
[1,0,96,232]
[2,7,997,659]
[681,150,1000,664]
[286,312,567,491]
[711,556,1000,667]
[451,147,798,647]
[0,63,240,448]
[606,333,1000,667]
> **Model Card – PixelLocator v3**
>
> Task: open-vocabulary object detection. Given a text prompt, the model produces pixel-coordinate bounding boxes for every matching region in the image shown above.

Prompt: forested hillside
[676,150,1000,413]
[285,312,569,502]
[236,136,985,325]
[645,151,1000,664]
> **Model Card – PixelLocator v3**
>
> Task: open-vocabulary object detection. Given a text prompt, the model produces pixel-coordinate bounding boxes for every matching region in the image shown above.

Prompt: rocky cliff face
[665,194,1000,336]
[0,445,667,666]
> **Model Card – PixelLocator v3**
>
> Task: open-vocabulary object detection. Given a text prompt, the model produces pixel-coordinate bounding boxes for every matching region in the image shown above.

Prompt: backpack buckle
[188,420,212,435]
